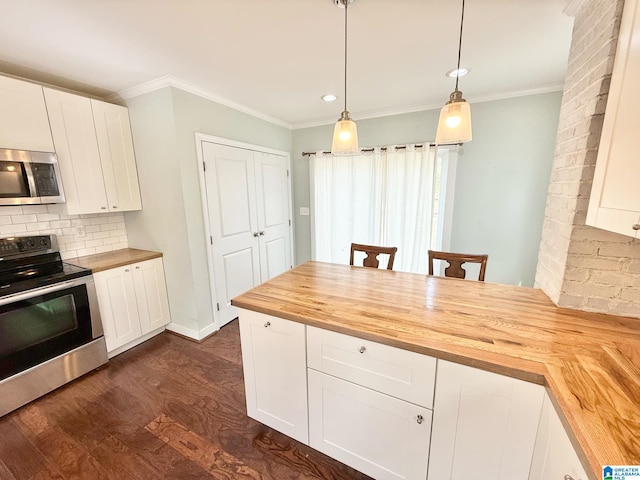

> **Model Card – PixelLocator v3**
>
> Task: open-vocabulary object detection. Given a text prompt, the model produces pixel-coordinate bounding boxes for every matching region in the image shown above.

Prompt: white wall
[292,92,563,286]
[125,86,292,339]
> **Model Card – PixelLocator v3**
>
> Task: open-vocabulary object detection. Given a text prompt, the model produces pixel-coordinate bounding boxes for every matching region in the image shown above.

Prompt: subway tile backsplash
[0,205,128,260]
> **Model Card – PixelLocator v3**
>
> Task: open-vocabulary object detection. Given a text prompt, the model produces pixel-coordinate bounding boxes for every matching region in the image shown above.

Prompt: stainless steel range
[0,234,108,416]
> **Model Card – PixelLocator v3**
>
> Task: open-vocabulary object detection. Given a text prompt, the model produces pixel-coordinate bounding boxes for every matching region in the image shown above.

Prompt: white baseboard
[165,321,219,341]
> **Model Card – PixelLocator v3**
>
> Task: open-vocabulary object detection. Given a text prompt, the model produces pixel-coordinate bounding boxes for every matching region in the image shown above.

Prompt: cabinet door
[586,0,640,238]
[308,369,431,480]
[254,151,292,280]
[132,258,171,335]
[238,309,308,444]
[94,266,142,352]
[428,360,544,480]
[91,99,142,212]
[43,88,109,214]
[0,76,54,152]
[529,393,588,480]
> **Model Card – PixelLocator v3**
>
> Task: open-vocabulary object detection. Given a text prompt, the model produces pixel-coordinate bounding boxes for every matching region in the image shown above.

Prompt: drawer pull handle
[633,224,640,231]
[417,414,424,424]
[359,346,366,354]
[124,269,130,272]
[264,321,271,328]
[564,476,575,480]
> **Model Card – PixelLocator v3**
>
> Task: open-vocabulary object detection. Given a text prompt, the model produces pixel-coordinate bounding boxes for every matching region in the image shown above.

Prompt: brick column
[535,0,640,318]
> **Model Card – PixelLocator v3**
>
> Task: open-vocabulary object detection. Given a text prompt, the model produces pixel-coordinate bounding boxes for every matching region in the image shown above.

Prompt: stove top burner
[0,235,91,297]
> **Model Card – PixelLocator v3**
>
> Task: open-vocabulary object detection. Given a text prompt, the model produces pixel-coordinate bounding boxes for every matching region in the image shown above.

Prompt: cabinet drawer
[307,326,436,408]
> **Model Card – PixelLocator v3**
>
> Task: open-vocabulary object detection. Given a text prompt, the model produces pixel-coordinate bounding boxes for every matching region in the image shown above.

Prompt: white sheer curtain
[310,144,454,274]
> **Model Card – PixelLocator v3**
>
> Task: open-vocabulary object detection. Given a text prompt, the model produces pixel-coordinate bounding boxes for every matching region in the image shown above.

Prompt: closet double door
[202,141,292,327]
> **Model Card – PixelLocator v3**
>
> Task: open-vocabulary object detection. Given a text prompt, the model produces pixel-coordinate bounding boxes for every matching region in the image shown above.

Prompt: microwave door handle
[0,280,80,306]
[22,161,38,199]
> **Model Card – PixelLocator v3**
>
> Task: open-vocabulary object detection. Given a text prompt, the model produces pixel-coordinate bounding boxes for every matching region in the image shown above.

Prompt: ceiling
[0,0,574,128]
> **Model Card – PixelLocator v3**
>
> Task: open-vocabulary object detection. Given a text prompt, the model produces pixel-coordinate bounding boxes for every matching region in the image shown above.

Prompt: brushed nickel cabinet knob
[632,224,640,231]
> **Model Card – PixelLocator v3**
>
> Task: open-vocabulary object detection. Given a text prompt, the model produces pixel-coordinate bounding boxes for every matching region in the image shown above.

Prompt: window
[310,144,456,273]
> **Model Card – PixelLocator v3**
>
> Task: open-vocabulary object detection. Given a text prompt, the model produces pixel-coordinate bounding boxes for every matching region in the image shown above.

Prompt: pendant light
[331,0,359,156]
[435,0,472,145]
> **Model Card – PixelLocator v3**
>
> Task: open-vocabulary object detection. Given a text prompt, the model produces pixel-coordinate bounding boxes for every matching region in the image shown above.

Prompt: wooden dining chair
[350,243,398,270]
[428,250,488,281]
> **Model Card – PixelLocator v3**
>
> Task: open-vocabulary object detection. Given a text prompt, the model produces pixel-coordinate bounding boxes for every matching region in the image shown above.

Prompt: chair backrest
[428,250,488,281]
[350,243,398,270]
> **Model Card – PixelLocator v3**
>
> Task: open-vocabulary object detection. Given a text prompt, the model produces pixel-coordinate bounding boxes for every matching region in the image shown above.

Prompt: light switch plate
[300,207,310,216]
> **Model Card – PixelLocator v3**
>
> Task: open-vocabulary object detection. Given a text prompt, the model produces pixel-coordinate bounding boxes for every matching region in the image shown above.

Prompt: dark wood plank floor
[0,320,372,480]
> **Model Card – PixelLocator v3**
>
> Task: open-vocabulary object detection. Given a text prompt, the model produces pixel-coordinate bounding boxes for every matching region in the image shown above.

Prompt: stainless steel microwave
[0,149,65,205]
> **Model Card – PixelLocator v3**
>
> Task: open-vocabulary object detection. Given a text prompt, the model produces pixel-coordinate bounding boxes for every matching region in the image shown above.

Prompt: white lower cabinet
[308,370,432,480]
[94,257,171,356]
[428,360,545,480]
[307,326,435,480]
[238,309,308,444]
[529,392,588,480]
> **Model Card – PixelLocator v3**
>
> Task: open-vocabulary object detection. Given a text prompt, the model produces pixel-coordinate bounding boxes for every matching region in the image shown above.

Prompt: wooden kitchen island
[232,261,640,480]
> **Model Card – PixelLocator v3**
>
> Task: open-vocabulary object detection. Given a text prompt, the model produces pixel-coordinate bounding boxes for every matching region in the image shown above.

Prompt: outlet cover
[299,207,310,216]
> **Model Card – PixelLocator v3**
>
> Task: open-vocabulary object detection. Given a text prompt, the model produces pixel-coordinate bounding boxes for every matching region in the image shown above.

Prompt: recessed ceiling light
[446,67,469,78]
[321,94,337,102]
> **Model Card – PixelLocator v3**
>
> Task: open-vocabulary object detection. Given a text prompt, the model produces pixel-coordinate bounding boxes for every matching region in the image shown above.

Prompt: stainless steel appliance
[0,148,65,205]
[0,235,107,416]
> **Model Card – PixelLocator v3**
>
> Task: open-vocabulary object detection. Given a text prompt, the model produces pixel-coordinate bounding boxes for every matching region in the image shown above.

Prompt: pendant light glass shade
[331,0,359,156]
[435,90,472,144]
[435,0,472,145]
[332,111,359,155]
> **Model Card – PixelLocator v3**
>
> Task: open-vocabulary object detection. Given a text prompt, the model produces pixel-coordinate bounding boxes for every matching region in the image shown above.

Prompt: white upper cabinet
[44,88,109,214]
[0,75,54,152]
[44,88,142,214]
[91,99,142,212]
[587,0,640,238]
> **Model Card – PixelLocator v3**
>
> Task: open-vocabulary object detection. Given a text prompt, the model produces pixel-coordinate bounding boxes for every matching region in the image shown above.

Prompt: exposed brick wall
[536,0,640,318]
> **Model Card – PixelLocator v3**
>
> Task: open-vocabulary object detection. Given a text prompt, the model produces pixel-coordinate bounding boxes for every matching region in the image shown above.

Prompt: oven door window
[0,284,93,381]
[0,161,31,198]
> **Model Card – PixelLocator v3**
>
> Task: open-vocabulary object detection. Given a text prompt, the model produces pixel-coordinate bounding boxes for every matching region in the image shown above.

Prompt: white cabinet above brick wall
[587,0,640,239]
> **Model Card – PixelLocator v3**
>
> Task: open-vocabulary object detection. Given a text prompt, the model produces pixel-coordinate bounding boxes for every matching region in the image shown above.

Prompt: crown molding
[108,75,292,129]
[292,83,565,130]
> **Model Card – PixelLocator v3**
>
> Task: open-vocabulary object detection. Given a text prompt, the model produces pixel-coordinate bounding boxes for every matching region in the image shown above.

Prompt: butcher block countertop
[231,261,640,480]
[65,248,162,273]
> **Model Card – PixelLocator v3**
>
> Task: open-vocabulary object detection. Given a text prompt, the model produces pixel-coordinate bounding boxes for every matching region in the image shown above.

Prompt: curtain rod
[301,142,460,157]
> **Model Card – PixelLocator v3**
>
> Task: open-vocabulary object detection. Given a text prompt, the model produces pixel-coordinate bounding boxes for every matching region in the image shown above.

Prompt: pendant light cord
[455,0,465,92]
[343,0,349,113]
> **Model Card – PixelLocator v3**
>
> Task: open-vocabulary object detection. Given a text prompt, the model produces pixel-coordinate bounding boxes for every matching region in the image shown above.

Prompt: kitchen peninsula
[232,261,640,480]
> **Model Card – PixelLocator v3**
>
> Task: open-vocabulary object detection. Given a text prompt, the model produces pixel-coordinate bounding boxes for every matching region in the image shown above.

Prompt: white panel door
[428,360,544,480]
[132,258,171,335]
[203,142,261,327]
[238,310,308,444]
[254,152,292,279]
[94,266,143,352]
[0,76,54,152]
[43,88,109,214]
[91,99,142,212]
[308,369,432,480]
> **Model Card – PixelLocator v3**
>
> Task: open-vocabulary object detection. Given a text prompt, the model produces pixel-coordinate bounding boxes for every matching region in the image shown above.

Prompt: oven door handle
[0,279,85,306]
